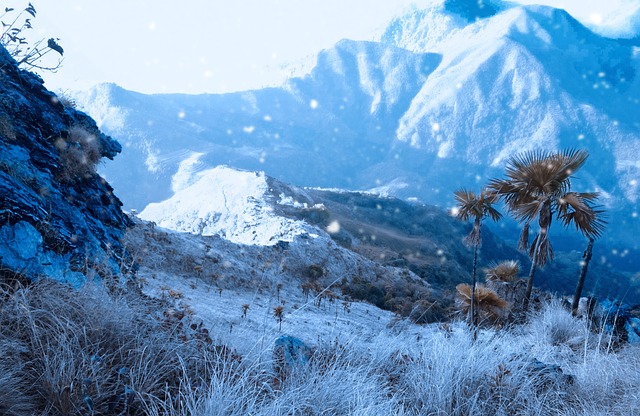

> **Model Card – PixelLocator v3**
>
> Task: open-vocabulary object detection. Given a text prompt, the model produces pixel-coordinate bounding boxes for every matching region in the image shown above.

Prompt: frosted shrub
[528,300,587,349]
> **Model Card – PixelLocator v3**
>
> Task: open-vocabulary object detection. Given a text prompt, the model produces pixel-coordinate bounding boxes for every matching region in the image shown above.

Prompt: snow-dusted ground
[119,217,640,416]
[124,216,428,355]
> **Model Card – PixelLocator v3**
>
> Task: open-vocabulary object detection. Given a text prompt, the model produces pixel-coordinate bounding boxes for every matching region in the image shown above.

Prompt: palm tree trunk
[523,240,540,310]
[572,238,594,316]
[523,260,536,310]
[471,243,478,329]
[524,202,551,311]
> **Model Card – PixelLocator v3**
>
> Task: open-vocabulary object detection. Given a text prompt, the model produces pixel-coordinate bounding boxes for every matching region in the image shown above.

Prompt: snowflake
[326,220,340,234]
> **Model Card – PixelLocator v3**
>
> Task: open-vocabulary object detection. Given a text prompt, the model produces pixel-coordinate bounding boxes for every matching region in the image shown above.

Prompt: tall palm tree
[488,149,602,310]
[453,188,502,326]
[558,193,606,316]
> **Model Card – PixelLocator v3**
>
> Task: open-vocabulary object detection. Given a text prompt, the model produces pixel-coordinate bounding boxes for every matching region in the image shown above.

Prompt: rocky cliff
[0,46,129,286]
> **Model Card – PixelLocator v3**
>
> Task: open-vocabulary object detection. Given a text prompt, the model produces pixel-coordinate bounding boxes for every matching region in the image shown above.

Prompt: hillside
[135,164,637,303]
[0,2,639,411]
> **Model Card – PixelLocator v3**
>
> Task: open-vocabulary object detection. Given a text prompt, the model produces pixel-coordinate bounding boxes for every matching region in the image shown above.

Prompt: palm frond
[456,283,509,322]
[512,198,544,224]
[492,149,590,205]
[530,232,554,266]
[557,192,607,239]
[485,204,502,222]
[453,189,478,222]
[453,187,502,246]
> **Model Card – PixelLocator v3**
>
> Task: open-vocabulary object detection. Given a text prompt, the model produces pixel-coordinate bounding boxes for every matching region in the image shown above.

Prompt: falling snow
[61,1,640,305]
[326,220,341,234]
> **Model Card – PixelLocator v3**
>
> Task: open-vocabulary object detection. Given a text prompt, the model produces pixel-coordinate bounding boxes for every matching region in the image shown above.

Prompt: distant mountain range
[73,3,639,257]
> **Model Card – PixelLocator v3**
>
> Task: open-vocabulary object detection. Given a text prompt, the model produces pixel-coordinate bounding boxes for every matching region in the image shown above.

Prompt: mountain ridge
[73,3,639,255]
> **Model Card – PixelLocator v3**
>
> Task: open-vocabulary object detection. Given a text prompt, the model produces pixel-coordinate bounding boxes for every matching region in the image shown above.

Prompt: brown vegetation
[456,283,508,325]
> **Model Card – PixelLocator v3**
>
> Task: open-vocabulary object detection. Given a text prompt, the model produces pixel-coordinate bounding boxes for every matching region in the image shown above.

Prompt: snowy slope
[139,165,309,245]
[122,211,443,351]
[74,4,640,248]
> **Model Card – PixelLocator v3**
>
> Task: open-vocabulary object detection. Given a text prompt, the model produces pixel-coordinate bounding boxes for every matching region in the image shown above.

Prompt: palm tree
[456,283,508,325]
[484,260,525,313]
[558,193,606,316]
[485,260,520,283]
[453,188,502,326]
[488,149,602,309]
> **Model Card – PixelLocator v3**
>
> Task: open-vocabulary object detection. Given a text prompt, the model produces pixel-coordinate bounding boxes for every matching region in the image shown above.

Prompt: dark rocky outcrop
[0,46,130,286]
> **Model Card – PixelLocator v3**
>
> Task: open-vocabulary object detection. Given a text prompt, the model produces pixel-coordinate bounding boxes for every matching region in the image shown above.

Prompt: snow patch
[171,152,205,193]
[368,178,409,197]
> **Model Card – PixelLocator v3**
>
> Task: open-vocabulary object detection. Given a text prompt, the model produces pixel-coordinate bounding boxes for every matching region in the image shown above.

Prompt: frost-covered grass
[0,280,215,415]
[152,309,640,416]
[1,278,638,415]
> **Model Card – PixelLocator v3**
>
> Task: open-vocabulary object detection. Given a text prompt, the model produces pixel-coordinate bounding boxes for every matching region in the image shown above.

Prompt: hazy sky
[20,0,640,94]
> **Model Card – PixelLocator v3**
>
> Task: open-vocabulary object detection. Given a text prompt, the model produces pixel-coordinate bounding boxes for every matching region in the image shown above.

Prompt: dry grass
[0,278,637,415]
[0,280,227,415]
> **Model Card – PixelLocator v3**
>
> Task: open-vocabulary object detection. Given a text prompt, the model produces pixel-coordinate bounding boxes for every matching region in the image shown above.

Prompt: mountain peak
[139,166,309,246]
[381,2,607,55]
[76,3,640,251]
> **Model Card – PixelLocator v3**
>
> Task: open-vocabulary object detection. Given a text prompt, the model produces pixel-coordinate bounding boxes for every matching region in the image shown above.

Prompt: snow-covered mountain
[74,3,640,251]
[139,165,310,245]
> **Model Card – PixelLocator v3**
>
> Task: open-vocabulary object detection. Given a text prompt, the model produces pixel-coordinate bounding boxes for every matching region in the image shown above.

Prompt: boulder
[273,335,311,376]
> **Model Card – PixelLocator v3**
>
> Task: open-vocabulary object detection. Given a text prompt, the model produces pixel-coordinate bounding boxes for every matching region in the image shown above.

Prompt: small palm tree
[488,149,601,309]
[558,193,606,315]
[453,188,502,326]
[484,260,526,314]
[485,260,520,283]
[456,284,508,325]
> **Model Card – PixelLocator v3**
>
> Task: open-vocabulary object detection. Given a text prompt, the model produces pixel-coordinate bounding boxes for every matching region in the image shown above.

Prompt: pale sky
[16,0,639,95]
